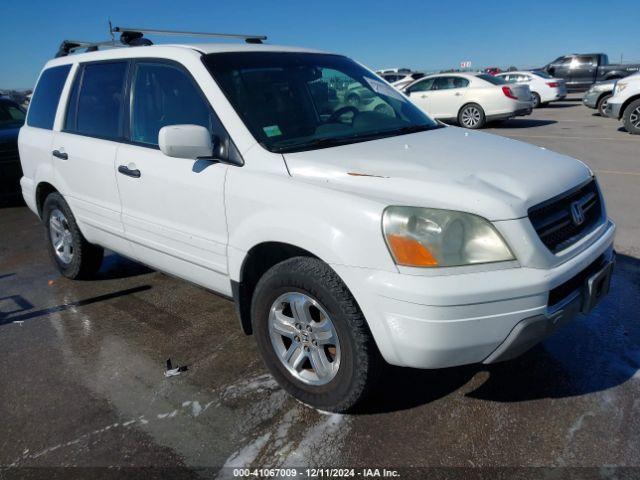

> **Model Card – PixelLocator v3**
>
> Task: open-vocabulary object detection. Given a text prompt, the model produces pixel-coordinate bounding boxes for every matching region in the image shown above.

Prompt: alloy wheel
[268,292,341,385]
[461,106,481,128]
[630,106,640,129]
[49,208,74,264]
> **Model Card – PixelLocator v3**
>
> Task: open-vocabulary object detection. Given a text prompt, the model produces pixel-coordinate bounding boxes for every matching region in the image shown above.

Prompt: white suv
[20,37,615,412]
[605,73,640,135]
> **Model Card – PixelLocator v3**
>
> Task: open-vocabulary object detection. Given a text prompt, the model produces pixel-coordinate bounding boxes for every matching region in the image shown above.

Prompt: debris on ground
[164,358,188,377]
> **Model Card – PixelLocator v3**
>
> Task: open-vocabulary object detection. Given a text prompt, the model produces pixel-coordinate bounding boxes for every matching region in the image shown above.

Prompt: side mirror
[159,124,213,159]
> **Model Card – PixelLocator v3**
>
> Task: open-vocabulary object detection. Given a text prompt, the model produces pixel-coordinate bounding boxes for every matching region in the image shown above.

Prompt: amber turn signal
[386,234,438,267]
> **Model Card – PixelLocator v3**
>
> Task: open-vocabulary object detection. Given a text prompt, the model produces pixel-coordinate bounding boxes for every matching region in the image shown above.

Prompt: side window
[433,77,469,90]
[67,62,128,139]
[407,77,435,93]
[130,62,212,146]
[27,65,71,130]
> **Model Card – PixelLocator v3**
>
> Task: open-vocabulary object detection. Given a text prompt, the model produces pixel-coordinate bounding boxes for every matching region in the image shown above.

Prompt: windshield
[530,69,553,79]
[0,100,26,128]
[476,74,508,85]
[203,52,440,153]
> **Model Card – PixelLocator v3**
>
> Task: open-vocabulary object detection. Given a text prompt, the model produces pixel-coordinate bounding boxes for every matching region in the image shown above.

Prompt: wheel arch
[232,242,321,335]
[35,181,60,219]
[620,94,640,120]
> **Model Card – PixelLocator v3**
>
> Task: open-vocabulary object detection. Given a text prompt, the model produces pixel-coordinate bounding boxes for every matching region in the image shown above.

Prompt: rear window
[66,61,128,139]
[476,74,507,85]
[530,69,552,79]
[27,65,71,130]
[0,100,26,127]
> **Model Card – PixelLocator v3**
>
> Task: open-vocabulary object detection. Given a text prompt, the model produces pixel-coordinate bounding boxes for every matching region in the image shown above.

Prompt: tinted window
[476,74,507,85]
[130,62,212,145]
[27,65,71,130]
[73,62,127,139]
[407,77,435,92]
[433,77,469,90]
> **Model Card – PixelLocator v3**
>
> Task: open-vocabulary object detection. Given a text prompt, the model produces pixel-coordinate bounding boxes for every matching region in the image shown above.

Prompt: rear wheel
[43,192,104,279]
[623,99,640,135]
[531,92,541,108]
[251,257,381,412]
[458,103,486,129]
[597,93,612,117]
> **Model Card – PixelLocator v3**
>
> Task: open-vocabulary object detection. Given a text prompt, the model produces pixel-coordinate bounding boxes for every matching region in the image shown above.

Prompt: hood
[283,126,592,221]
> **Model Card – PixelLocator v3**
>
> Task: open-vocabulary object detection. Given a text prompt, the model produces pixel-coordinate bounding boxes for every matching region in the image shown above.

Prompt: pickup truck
[541,53,640,92]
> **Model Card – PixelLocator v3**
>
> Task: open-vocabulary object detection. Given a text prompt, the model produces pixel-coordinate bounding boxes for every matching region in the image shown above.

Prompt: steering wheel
[327,106,359,124]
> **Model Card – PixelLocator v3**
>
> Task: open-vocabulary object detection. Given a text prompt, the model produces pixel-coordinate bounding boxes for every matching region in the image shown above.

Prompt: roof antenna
[108,20,115,43]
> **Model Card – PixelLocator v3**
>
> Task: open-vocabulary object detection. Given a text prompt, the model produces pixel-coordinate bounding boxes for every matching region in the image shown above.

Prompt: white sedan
[403,73,533,129]
[496,70,567,108]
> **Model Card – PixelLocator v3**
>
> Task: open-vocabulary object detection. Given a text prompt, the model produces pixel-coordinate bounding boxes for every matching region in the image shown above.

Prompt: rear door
[114,59,231,294]
[52,60,130,253]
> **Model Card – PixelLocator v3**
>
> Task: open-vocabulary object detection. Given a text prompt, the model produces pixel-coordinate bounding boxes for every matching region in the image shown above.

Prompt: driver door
[405,77,435,115]
[115,60,232,294]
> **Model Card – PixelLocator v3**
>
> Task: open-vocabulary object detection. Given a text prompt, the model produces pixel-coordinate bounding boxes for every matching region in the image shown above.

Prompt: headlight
[615,82,627,95]
[382,206,514,267]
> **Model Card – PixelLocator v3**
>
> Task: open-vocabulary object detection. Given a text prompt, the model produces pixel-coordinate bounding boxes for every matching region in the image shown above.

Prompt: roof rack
[55,25,268,57]
[111,26,267,44]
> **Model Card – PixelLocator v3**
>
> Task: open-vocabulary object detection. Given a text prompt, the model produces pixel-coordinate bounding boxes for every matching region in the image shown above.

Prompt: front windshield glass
[203,52,440,153]
[0,100,26,127]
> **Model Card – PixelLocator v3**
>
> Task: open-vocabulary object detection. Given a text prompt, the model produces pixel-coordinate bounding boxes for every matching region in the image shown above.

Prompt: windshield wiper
[272,136,360,153]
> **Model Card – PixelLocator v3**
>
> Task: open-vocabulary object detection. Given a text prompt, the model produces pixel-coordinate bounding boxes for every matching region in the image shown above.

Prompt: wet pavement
[1,99,640,477]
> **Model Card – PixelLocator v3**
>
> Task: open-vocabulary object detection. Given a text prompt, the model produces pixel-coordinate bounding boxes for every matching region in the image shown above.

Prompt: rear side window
[66,61,128,139]
[130,62,211,145]
[27,65,71,129]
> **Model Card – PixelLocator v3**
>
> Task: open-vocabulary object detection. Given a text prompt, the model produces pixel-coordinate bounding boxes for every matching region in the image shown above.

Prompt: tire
[622,99,640,135]
[597,93,612,117]
[458,103,486,129]
[42,192,104,279]
[251,257,381,412]
[531,92,541,108]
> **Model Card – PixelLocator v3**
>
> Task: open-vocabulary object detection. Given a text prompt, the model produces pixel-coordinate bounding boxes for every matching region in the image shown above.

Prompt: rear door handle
[52,150,68,160]
[118,165,141,178]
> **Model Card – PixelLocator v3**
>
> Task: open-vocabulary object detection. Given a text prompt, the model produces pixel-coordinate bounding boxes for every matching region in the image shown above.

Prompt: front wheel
[622,99,640,135]
[43,192,104,279]
[597,93,612,117]
[458,103,486,129]
[251,257,381,412]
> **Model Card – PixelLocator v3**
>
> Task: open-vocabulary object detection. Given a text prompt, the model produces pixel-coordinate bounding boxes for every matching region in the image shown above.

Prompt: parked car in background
[20,34,614,412]
[403,73,532,129]
[484,67,502,76]
[389,72,425,90]
[496,70,566,108]
[0,97,26,200]
[582,79,616,116]
[376,68,412,83]
[605,73,640,135]
[541,53,640,92]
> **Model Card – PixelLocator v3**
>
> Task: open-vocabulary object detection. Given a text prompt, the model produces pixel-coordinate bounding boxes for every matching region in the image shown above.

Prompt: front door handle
[52,150,68,160]
[118,165,141,178]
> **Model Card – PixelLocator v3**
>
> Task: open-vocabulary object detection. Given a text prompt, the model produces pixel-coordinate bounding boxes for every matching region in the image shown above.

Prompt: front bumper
[333,220,615,369]
[605,101,623,119]
[582,91,600,109]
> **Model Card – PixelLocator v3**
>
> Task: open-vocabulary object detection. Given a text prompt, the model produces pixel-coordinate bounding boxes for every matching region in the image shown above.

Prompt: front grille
[529,180,602,253]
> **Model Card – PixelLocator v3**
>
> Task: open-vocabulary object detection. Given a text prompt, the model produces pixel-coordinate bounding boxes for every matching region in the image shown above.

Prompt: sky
[1,0,639,89]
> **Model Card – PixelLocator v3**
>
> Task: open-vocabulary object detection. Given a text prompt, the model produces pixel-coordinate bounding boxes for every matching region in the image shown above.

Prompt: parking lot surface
[1,97,639,476]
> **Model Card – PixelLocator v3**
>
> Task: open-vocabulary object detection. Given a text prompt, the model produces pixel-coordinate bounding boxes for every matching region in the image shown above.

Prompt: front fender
[225,168,398,282]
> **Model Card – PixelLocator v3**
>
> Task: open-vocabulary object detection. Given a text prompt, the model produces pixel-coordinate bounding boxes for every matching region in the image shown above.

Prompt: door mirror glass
[159,124,213,159]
